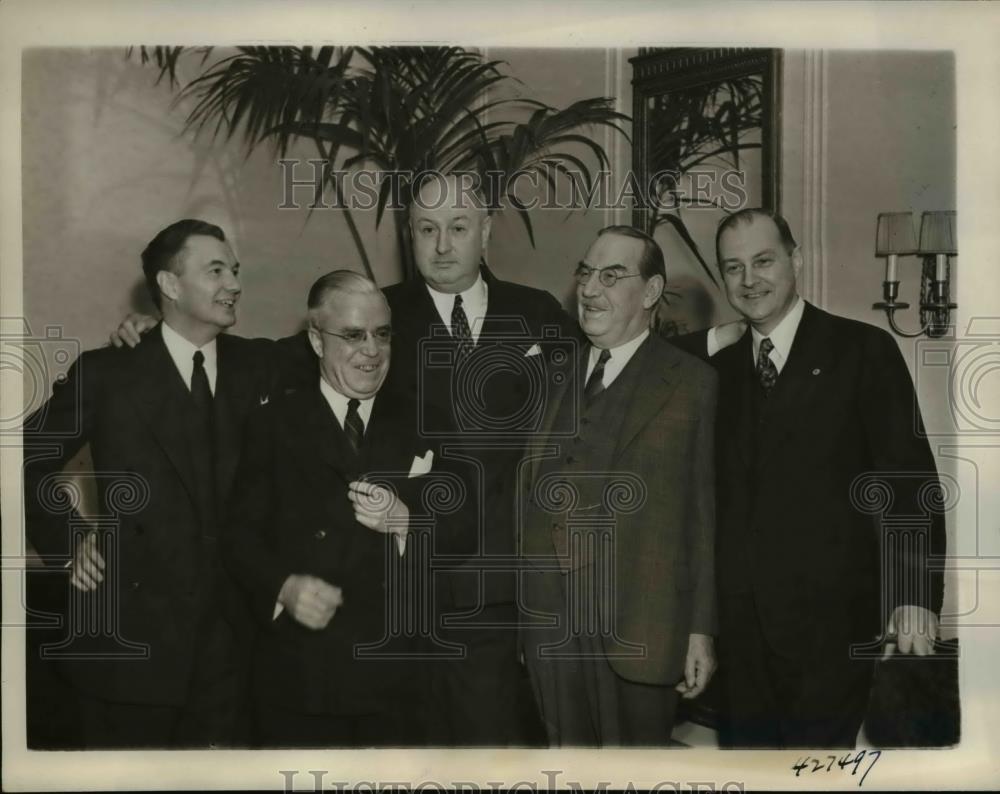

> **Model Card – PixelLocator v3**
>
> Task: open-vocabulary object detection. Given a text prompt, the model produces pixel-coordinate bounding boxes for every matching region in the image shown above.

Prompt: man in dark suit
[23,219,272,747]
[223,271,454,747]
[520,225,718,745]
[381,173,577,745]
[689,208,946,748]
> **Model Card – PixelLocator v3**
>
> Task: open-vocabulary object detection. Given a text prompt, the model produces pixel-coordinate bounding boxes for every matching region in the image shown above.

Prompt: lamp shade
[875,212,918,256]
[918,211,957,255]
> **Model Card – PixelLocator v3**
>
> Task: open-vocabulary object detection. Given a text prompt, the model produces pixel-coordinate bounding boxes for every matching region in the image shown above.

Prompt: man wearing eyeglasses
[520,225,718,746]
[221,270,453,747]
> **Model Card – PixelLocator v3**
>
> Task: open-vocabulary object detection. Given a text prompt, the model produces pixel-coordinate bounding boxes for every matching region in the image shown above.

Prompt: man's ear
[307,326,323,359]
[156,270,179,304]
[642,274,666,310]
[791,245,804,278]
[480,213,492,253]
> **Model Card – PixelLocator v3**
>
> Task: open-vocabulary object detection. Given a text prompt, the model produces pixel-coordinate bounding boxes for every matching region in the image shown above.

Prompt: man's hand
[69,532,106,592]
[277,574,343,630]
[676,632,716,699]
[884,604,939,658]
[348,480,409,539]
[109,313,158,348]
[715,319,748,351]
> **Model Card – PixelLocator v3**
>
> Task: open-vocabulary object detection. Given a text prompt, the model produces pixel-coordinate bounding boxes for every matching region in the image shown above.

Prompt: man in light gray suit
[519,225,718,746]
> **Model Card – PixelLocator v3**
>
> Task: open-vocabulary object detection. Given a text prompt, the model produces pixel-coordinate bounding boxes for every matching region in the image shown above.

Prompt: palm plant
[129,45,629,283]
[646,74,764,285]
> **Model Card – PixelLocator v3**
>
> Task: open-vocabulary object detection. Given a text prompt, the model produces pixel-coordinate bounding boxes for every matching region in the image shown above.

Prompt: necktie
[191,350,214,434]
[451,294,474,358]
[756,337,778,396]
[190,350,217,532]
[344,398,365,454]
[584,348,612,404]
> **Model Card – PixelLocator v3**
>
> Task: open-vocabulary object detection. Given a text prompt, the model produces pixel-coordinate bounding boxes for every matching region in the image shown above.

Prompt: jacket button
[314,530,326,540]
[130,580,140,590]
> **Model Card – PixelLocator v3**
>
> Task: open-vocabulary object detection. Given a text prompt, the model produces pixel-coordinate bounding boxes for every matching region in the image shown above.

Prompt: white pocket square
[525,343,542,357]
[408,450,434,478]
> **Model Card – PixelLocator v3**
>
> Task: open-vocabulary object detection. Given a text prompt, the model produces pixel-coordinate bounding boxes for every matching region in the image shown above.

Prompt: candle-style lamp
[873,210,957,337]
[918,210,957,337]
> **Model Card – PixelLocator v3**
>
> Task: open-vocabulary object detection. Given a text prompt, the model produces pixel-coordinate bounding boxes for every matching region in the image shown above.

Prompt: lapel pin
[259,395,270,405]
[812,368,821,376]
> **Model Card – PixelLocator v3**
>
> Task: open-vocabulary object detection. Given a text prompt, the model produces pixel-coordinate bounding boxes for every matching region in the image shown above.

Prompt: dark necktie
[584,348,612,404]
[190,350,217,532]
[451,294,474,358]
[756,337,778,396]
[344,398,365,454]
[191,350,214,435]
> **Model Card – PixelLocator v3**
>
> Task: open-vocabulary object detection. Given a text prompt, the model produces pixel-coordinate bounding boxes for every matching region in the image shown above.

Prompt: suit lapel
[298,387,357,492]
[528,342,582,487]
[213,334,256,502]
[726,330,757,470]
[757,302,835,465]
[612,335,682,462]
[128,325,201,508]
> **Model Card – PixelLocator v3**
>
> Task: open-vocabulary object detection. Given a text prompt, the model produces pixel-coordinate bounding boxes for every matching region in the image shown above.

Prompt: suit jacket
[382,266,580,609]
[223,384,467,716]
[687,302,946,661]
[522,333,718,686]
[22,324,275,705]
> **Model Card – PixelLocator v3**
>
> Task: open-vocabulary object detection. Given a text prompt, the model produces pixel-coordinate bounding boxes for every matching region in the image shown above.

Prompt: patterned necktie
[584,348,612,404]
[451,294,474,358]
[756,337,778,396]
[344,398,365,454]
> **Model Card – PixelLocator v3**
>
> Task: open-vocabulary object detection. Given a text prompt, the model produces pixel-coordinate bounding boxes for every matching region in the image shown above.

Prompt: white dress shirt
[319,376,375,431]
[161,321,217,394]
[705,295,805,375]
[426,273,489,343]
[749,295,804,374]
[585,328,650,388]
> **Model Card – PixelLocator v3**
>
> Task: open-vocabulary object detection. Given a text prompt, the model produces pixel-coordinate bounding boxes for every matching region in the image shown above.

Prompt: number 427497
[791,749,882,787]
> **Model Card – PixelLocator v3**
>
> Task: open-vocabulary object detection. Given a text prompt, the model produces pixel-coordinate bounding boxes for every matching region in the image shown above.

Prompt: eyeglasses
[574,262,644,288]
[315,327,393,346]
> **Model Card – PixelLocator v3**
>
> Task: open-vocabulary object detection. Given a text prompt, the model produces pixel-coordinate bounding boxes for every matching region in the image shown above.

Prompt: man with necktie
[222,270,460,746]
[520,225,718,745]
[23,219,272,747]
[381,173,578,745]
[681,208,946,747]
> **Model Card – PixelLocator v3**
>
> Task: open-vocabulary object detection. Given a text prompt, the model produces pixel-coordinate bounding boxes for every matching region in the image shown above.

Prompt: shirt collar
[587,328,650,385]
[160,320,217,391]
[426,272,489,335]
[750,295,804,371]
[318,377,375,431]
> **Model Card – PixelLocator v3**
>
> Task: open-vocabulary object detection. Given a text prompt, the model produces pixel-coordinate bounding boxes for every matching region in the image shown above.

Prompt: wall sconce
[873,210,957,337]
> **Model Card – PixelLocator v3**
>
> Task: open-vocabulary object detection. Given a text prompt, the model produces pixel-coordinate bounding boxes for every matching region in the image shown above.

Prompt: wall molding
[801,50,828,307]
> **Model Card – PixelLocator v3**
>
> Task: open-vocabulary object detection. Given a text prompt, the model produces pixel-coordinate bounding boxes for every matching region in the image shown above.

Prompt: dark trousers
[424,602,545,746]
[254,702,421,748]
[521,567,679,746]
[720,595,874,748]
[74,611,247,749]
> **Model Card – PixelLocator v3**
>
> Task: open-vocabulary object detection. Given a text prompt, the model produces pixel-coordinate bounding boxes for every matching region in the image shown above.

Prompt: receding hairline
[172,234,236,274]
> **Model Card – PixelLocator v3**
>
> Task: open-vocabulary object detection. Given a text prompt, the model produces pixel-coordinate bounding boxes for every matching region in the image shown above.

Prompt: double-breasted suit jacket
[222,384,464,717]
[23,324,274,706]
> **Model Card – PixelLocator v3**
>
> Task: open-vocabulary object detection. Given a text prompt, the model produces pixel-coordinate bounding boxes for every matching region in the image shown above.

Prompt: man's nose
[435,229,452,254]
[224,269,241,292]
[359,334,379,356]
[580,270,603,297]
[740,265,756,288]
